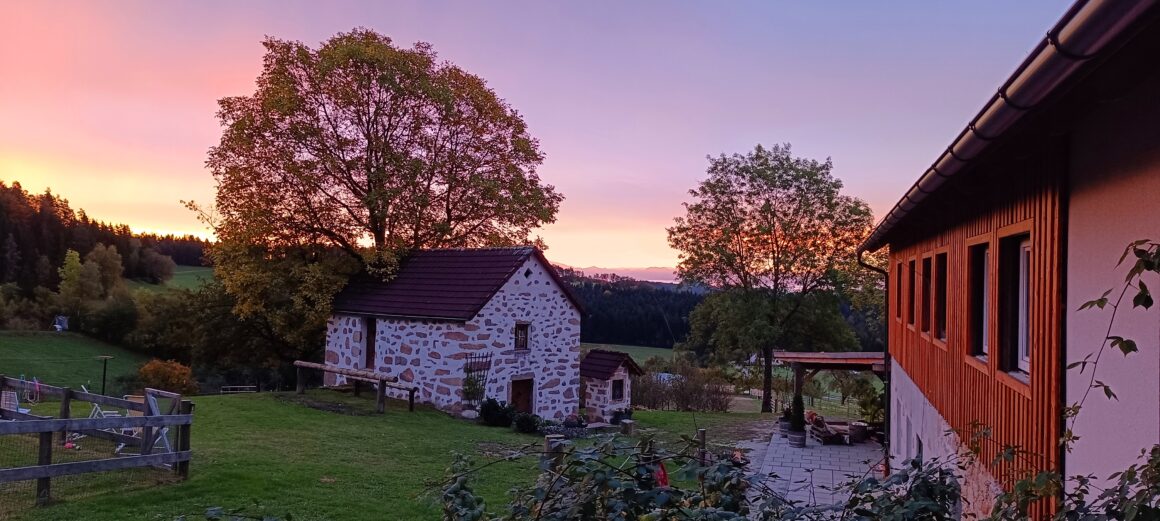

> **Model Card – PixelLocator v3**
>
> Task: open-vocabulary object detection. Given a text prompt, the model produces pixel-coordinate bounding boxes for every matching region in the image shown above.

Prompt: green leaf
[1133,281,1153,309]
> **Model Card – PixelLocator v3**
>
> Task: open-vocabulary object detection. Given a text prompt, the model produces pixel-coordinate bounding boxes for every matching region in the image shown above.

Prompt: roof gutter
[859,0,1156,253]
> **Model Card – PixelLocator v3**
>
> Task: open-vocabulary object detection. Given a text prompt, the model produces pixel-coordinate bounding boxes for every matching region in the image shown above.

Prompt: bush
[562,413,586,429]
[856,387,885,425]
[138,359,199,395]
[633,357,731,412]
[511,412,541,434]
[479,398,515,427]
[790,393,805,432]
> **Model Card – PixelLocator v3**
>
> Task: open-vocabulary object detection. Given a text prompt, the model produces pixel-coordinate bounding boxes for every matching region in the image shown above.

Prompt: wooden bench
[220,386,257,394]
[293,361,419,413]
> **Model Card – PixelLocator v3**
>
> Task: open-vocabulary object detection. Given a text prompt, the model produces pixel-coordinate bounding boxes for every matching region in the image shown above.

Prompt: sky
[0,1,1071,272]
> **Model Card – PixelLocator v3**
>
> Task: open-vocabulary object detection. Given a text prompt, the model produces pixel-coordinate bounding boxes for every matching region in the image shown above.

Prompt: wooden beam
[292,361,398,383]
[71,390,148,413]
[0,451,191,484]
[175,401,194,479]
[36,431,52,505]
[0,415,192,435]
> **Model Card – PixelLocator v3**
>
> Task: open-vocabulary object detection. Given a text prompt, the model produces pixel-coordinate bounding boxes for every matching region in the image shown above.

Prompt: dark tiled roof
[333,247,583,321]
[580,349,645,379]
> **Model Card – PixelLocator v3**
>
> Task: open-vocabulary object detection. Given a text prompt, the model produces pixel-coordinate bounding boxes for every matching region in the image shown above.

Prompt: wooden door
[511,378,533,414]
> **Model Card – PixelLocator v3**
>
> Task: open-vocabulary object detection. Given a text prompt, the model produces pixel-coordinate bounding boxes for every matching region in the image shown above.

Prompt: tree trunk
[761,345,774,413]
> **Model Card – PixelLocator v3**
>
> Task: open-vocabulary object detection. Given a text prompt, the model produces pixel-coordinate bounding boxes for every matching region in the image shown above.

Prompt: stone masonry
[325,255,582,420]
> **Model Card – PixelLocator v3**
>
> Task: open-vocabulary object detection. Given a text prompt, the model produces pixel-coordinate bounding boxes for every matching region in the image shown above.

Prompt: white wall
[325,255,582,419]
[1065,70,1160,483]
[892,364,999,518]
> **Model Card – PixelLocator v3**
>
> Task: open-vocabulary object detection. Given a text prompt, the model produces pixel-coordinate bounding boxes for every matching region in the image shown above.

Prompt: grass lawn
[0,332,148,390]
[3,390,771,521]
[126,265,214,292]
[580,342,675,364]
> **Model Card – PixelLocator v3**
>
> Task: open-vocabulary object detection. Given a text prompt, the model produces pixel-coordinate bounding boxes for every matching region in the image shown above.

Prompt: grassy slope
[9,391,769,521]
[125,265,213,292]
[580,342,675,364]
[0,332,148,390]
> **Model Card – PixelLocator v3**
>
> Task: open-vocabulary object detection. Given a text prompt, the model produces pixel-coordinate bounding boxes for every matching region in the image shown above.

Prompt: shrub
[462,373,485,403]
[562,413,586,429]
[138,359,199,395]
[790,393,805,432]
[856,387,885,425]
[635,357,731,412]
[478,398,515,427]
[511,412,541,434]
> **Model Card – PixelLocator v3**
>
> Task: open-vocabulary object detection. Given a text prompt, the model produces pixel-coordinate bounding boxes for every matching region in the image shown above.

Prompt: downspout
[856,249,890,474]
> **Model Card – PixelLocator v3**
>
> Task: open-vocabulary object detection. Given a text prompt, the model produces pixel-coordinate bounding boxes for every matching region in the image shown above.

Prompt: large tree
[667,144,873,412]
[198,29,562,362]
[206,29,561,267]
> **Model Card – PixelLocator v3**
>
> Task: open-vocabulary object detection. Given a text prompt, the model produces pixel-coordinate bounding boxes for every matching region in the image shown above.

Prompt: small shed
[580,350,644,423]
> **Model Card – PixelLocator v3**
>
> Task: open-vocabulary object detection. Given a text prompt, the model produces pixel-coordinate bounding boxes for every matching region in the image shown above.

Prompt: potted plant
[787,394,807,448]
[778,407,791,438]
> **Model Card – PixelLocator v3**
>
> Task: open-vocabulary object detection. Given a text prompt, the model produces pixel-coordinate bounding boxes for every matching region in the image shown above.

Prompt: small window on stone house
[515,323,530,351]
[611,379,624,401]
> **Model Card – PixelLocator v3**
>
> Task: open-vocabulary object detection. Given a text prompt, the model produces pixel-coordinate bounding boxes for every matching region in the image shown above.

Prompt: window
[514,323,530,351]
[935,253,948,341]
[920,256,932,334]
[895,263,903,320]
[907,259,916,326]
[611,379,625,401]
[969,243,990,358]
[999,234,1031,374]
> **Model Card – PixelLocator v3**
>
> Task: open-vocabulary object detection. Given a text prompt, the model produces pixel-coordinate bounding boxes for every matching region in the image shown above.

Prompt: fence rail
[0,375,194,507]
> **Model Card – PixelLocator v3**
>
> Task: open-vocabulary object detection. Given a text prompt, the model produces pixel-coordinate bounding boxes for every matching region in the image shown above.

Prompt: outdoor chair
[1,390,31,415]
[808,414,849,445]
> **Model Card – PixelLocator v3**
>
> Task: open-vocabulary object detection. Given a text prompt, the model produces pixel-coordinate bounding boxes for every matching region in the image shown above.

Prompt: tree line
[555,267,703,349]
[0,180,208,292]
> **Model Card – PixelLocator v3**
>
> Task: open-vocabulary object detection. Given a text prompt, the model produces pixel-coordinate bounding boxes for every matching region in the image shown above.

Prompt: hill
[0,331,148,390]
[556,267,705,348]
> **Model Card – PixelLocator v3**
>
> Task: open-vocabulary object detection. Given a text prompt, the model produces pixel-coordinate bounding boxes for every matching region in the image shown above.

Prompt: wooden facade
[884,140,1065,501]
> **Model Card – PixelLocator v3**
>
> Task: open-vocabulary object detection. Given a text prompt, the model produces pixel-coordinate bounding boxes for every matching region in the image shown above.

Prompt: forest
[0,181,208,291]
[555,267,704,349]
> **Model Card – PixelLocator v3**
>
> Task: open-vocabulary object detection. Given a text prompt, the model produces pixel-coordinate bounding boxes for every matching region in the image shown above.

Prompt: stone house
[580,349,643,423]
[324,247,584,420]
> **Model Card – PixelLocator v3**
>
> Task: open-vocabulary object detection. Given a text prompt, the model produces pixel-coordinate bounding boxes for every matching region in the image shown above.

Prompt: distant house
[859,2,1160,517]
[580,349,644,423]
[324,247,584,420]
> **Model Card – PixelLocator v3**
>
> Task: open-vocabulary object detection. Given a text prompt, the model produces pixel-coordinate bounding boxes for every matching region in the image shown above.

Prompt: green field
[580,342,676,364]
[3,390,767,520]
[126,265,214,292]
[0,332,148,391]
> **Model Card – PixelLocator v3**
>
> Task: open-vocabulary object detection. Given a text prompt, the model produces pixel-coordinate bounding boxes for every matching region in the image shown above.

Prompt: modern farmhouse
[860,1,1160,517]
[324,247,584,420]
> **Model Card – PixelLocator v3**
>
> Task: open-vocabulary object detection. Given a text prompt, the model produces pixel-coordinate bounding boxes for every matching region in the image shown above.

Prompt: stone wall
[892,364,1001,518]
[324,255,582,419]
[583,365,632,423]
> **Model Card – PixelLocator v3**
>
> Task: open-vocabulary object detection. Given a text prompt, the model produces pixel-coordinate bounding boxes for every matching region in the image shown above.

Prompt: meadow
[0,332,147,391]
[2,390,767,521]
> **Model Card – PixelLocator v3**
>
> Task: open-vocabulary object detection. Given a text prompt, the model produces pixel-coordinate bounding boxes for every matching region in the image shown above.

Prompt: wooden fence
[0,375,193,507]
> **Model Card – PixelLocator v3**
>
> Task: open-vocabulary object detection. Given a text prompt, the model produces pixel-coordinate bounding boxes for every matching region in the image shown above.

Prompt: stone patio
[755,431,885,505]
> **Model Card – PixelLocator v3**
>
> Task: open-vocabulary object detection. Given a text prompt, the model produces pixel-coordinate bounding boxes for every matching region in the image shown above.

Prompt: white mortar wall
[1065,69,1160,485]
[892,364,1000,517]
[324,255,582,420]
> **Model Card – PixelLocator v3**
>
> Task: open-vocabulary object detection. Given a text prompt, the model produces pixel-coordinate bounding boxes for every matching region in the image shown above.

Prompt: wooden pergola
[772,351,886,403]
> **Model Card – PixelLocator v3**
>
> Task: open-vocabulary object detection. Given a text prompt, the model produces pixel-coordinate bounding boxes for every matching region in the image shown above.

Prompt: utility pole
[96,356,113,395]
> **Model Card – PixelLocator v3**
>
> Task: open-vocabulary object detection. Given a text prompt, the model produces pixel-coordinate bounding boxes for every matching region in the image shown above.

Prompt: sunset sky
[0,1,1069,271]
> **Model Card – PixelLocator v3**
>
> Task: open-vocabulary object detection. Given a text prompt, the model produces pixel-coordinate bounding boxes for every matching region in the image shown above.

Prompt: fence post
[696,428,707,466]
[375,380,386,414]
[408,388,416,412]
[620,419,635,436]
[58,387,73,446]
[543,434,565,470]
[296,366,306,395]
[176,400,194,479]
[36,431,52,506]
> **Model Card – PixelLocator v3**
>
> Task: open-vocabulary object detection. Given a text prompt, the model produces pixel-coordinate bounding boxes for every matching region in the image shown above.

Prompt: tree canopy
[667,143,873,412]
[206,29,562,269]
